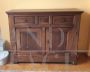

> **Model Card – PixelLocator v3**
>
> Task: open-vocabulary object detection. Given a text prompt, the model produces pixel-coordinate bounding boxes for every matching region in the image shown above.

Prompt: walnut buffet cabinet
[6,9,83,64]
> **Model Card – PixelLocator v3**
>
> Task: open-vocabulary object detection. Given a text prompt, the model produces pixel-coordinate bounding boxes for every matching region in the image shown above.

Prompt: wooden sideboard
[6,9,83,64]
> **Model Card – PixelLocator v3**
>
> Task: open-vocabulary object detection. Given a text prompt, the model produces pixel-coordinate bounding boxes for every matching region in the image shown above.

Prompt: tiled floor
[0,54,90,71]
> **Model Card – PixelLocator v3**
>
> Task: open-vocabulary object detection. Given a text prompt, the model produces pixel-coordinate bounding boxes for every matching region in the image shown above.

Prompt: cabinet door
[16,28,45,51]
[46,27,70,51]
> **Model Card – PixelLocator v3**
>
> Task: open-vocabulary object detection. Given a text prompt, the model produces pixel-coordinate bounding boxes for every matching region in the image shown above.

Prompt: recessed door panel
[52,28,66,51]
[46,28,70,51]
[16,28,45,51]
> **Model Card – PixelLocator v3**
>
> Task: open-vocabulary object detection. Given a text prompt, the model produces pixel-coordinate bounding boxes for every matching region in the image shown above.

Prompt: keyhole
[25,19,28,22]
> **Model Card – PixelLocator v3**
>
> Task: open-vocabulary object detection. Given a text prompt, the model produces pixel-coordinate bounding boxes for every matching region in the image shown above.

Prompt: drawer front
[53,16,73,24]
[14,16,35,24]
[13,52,77,63]
[16,52,44,62]
[14,15,73,27]
[46,53,69,63]
[46,52,77,63]
[38,16,49,24]
[46,53,65,62]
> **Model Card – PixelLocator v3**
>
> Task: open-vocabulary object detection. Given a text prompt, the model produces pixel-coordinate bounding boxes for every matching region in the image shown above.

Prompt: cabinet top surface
[6,8,83,14]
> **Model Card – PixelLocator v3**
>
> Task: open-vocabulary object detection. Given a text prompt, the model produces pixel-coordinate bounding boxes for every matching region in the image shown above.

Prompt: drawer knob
[24,19,28,22]
[61,18,67,22]
[54,54,59,58]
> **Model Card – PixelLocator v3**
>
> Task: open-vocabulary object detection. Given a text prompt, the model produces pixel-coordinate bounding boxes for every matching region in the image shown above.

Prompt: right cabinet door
[46,27,72,62]
[46,27,71,51]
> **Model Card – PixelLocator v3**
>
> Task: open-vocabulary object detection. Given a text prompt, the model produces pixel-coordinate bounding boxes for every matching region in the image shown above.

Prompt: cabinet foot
[72,61,77,65]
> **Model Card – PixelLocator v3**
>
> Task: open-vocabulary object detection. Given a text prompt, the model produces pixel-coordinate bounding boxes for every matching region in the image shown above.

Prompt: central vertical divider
[49,16,53,52]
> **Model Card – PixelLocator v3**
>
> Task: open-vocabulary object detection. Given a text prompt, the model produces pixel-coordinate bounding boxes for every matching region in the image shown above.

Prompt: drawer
[53,16,73,24]
[13,52,77,63]
[15,51,44,62]
[46,52,69,63]
[14,16,35,24]
[38,16,49,24]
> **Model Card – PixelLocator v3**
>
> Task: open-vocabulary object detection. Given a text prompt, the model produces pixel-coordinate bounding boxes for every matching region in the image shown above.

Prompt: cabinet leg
[72,61,77,65]
[9,52,15,64]
[13,61,18,64]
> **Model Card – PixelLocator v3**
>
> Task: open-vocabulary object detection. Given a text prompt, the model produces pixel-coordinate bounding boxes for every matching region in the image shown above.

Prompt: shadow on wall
[78,12,90,52]
[88,13,90,55]
[3,40,11,51]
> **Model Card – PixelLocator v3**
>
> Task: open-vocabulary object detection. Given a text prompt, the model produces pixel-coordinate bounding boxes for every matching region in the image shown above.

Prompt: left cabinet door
[16,28,45,51]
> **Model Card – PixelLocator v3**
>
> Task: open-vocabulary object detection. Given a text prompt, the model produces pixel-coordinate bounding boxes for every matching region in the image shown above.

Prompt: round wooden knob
[54,54,59,58]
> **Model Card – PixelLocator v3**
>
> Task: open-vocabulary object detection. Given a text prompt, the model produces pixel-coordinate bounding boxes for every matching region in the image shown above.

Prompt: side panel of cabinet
[5,15,16,51]
[66,15,81,52]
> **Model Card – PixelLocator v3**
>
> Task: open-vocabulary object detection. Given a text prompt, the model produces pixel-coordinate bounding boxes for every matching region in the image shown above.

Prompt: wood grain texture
[6,9,83,64]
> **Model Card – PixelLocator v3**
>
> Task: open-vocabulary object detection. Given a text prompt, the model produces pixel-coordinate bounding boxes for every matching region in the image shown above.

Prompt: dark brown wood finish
[6,9,83,64]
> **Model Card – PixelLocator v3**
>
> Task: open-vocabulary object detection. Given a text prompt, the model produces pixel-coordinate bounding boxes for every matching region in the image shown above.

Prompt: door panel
[16,28,45,51]
[46,27,70,51]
